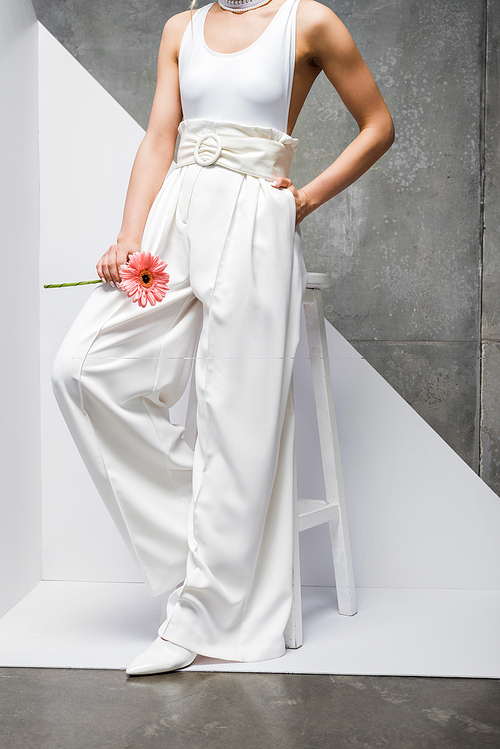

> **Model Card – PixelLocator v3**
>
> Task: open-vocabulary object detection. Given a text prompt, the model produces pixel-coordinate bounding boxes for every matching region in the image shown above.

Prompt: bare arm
[97,12,190,284]
[273,2,394,223]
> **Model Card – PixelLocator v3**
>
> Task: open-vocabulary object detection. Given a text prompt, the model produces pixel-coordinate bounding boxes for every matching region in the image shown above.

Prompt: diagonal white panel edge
[37,22,500,599]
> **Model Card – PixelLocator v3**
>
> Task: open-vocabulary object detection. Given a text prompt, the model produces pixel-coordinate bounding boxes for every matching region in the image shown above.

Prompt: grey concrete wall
[32,0,500,492]
[482,0,500,491]
[293,0,484,473]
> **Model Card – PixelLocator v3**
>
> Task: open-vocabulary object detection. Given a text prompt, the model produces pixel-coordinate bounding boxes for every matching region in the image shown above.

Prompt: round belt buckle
[194,133,222,167]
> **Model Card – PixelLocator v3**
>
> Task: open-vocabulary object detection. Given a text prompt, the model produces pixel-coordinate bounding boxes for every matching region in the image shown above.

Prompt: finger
[102,248,115,285]
[100,257,114,284]
[270,177,292,189]
[104,249,119,284]
[96,253,108,280]
[111,257,122,285]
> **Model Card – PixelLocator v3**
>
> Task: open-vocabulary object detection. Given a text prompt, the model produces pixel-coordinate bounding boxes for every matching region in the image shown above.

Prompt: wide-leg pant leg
[51,167,204,594]
[159,165,307,662]
[52,157,307,663]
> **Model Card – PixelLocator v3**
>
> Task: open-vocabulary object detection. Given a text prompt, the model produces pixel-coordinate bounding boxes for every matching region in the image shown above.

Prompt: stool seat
[306,272,332,289]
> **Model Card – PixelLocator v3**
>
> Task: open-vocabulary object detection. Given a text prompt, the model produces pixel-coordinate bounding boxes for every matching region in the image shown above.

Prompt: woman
[51,0,394,676]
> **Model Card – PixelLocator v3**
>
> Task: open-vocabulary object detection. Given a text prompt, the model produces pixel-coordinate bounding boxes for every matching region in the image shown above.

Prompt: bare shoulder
[160,10,195,57]
[297,0,356,64]
[297,0,349,33]
[297,0,339,24]
[163,9,194,35]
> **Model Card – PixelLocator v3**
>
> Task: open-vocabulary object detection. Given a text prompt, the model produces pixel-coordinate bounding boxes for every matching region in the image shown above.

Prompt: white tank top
[178,0,300,133]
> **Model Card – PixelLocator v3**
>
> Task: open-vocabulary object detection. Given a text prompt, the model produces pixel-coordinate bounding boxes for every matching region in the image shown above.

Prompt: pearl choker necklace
[217,0,273,12]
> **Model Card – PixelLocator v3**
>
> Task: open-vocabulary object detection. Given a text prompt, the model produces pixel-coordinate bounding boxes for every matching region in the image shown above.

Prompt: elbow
[360,112,395,160]
[371,114,395,161]
[381,114,395,153]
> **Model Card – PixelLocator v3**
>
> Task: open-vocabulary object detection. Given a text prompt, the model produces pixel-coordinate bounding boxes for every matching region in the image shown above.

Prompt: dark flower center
[140,272,153,288]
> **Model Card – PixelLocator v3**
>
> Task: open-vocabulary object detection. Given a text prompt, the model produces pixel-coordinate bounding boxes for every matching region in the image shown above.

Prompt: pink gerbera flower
[119,251,170,308]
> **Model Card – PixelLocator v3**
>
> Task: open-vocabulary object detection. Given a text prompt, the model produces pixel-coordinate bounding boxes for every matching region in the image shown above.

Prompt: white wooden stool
[284,272,357,650]
[161,272,357,639]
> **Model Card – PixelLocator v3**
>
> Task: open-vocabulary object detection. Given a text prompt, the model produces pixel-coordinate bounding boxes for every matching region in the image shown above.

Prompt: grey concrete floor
[1,669,499,748]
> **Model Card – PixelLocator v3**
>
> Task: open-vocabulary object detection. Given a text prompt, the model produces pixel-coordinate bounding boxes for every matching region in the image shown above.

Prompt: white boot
[126,638,197,676]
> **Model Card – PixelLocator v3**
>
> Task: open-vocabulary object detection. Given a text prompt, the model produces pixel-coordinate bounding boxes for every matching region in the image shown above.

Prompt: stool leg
[285,445,303,648]
[304,288,357,616]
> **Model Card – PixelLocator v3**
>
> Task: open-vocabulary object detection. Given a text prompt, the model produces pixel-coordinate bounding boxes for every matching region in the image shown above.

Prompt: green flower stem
[43,279,104,288]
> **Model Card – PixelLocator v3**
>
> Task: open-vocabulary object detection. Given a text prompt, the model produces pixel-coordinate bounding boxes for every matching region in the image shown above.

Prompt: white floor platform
[1,581,499,678]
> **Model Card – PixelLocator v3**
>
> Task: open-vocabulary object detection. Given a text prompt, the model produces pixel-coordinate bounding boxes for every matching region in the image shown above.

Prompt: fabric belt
[175,119,299,181]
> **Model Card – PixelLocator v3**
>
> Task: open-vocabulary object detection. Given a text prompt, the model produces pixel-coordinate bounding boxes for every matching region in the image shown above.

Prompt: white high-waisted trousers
[51,120,307,662]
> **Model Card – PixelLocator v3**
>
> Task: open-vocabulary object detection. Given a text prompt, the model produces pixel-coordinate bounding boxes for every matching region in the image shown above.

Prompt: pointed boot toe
[126,637,197,676]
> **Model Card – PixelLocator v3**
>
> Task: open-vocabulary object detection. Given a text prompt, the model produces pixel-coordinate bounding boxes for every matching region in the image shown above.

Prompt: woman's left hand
[271,177,310,226]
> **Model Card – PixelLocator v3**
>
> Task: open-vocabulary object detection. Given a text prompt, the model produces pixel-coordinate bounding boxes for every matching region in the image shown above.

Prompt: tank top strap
[266,0,301,121]
[182,4,212,48]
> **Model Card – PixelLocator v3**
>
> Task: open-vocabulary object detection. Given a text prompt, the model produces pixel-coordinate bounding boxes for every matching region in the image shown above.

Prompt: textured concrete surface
[293,0,482,343]
[481,0,500,493]
[32,0,500,492]
[353,341,479,466]
[1,668,500,749]
[482,0,499,343]
[290,0,484,475]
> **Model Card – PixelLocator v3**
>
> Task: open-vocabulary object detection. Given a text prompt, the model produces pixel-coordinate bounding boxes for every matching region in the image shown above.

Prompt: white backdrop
[39,24,145,584]
[0,0,41,618]
[39,23,500,596]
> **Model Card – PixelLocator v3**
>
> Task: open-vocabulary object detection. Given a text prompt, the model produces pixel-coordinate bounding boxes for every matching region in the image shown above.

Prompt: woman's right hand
[96,241,140,287]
